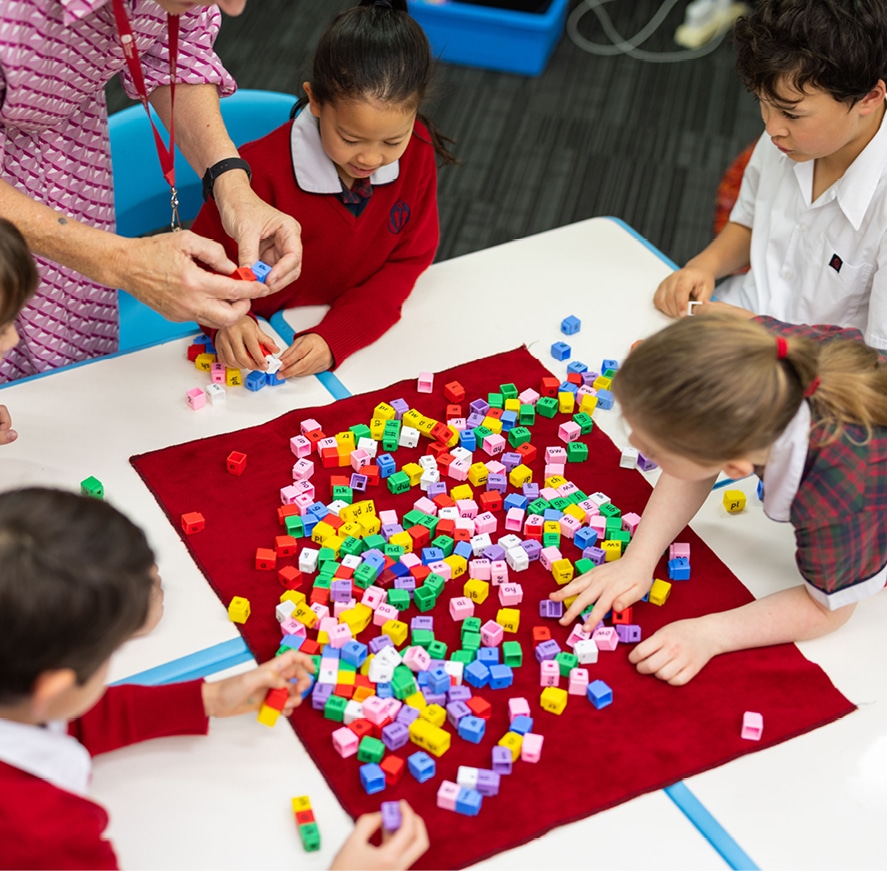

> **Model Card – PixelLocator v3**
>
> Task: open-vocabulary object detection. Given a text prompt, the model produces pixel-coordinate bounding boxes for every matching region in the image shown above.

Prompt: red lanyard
[111,0,182,229]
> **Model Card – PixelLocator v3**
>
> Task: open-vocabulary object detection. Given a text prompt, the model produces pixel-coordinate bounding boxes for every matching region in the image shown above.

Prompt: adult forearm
[149,83,250,202]
[0,177,128,288]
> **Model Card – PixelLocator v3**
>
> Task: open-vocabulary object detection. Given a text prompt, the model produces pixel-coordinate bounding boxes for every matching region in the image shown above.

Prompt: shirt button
[784,271,793,280]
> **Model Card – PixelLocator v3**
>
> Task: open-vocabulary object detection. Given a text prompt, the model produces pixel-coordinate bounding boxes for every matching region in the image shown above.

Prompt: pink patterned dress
[0,0,236,381]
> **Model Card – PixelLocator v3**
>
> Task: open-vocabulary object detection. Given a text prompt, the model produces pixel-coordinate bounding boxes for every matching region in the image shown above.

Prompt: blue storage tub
[408,0,570,76]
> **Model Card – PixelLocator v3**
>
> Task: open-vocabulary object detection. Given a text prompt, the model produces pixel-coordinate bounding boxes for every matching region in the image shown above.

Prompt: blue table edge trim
[268,311,352,399]
[665,782,759,870]
[602,216,680,271]
[111,636,253,686]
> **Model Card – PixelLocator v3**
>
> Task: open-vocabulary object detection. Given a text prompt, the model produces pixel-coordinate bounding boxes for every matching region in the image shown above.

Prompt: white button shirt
[720,108,887,350]
[0,717,91,796]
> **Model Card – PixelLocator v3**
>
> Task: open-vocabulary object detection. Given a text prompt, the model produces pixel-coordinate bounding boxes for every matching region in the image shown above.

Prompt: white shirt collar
[762,401,811,522]
[290,108,399,194]
[792,99,887,228]
[0,717,92,797]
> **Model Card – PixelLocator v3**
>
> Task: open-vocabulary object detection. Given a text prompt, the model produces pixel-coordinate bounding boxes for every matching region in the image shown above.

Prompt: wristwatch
[202,157,252,202]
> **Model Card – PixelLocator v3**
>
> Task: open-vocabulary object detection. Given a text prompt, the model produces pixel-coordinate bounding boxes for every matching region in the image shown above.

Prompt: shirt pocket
[796,232,873,325]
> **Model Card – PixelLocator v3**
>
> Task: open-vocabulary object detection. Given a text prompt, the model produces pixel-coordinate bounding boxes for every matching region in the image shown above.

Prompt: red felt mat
[131,347,854,869]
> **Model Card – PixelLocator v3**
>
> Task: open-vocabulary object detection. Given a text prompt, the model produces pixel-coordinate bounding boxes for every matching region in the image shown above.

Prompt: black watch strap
[202,157,252,202]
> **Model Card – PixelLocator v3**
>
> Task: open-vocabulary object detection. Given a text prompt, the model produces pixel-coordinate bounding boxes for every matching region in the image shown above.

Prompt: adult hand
[0,405,17,445]
[278,333,334,379]
[214,317,280,371]
[551,555,653,633]
[330,801,430,871]
[201,650,315,718]
[119,231,275,329]
[215,182,302,292]
[653,265,716,319]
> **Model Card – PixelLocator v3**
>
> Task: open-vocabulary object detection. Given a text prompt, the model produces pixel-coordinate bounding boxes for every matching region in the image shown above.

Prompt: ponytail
[297,0,459,165]
[613,314,887,462]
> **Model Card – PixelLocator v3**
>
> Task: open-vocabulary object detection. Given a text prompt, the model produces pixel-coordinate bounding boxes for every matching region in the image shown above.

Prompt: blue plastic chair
[108,89,298,351]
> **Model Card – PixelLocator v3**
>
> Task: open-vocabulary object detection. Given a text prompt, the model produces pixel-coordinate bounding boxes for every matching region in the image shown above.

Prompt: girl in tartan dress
[552,312,887,685]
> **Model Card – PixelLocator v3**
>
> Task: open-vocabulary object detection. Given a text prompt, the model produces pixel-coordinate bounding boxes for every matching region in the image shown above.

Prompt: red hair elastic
[775,336,789,359]
[804,377,821,397]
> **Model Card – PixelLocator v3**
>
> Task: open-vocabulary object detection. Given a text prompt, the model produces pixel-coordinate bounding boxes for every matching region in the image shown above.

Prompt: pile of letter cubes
[213,365,695,817]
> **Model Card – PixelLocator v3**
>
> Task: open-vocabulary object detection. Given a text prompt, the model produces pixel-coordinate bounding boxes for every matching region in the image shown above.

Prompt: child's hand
[629,616,720,685]
[278,333,333,378]
[200,650,315,718]
[653,266,716,318]
[330,801,429,871]
[213,316,280,371]
[551,556,653,633]
[0,404,17,445]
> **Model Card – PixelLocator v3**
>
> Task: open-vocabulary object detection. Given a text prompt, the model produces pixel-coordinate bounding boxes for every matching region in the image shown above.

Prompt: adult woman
[0,0,302,380]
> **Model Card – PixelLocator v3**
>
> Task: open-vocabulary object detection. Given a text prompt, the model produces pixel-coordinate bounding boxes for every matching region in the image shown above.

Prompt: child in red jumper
[191,0,457,379]
[0,488,429,871]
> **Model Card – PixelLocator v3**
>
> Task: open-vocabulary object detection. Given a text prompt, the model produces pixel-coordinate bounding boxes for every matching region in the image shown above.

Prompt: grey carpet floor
[106,0,763,266]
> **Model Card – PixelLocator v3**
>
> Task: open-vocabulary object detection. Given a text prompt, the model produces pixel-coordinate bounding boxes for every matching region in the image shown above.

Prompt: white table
[7,218,886,869]
[0,324,334,683]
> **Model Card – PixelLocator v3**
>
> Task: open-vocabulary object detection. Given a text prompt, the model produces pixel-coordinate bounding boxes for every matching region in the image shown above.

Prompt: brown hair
[614,315,887,462]
[0,218,38,325]
[0,488,156,703]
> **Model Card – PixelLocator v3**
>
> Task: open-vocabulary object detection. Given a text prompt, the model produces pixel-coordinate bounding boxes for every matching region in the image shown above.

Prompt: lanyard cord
[111,0,181,229]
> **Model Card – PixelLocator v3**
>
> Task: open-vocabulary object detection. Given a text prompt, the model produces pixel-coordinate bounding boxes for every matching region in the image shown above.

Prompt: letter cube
[561,315,581,335]
[540,686,568,714]
[723,489,747,513]
[407,751,436,782]
[359,762,387,795]
[741,711,764,741]
[587,679,613,709]
[417,372,434,393]
[551,341,571,361]
[227,596,250,623]
[226,450,247,475]
[181,511,205,535]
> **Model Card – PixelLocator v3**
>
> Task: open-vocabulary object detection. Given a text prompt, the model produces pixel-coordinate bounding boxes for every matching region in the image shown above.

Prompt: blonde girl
[553,312,887,685]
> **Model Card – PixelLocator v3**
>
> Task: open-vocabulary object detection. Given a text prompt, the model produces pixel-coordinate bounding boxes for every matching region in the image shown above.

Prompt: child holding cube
[654,0,887,350]
[553,313,887,685]
[0,488,427,870]
[192,0,457,378]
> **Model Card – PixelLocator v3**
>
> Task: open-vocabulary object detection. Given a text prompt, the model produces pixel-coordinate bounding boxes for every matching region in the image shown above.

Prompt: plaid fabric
[756,316,887,596]
[338,177,373,216]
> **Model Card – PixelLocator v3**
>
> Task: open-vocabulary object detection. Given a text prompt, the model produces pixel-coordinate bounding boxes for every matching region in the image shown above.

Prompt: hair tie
[775,336,789,359]
[804,376,821,398]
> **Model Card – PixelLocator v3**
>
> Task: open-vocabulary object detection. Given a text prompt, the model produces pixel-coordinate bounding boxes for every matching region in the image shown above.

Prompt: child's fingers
[242,327,272,370]
[351,811,384,843]
[257,328,280,357]
[279,335,332,379]
[379,802,430,869]
[549,570,592,601]
[628,630,670,674]
[0,406,17,445]
[216,329,256,371]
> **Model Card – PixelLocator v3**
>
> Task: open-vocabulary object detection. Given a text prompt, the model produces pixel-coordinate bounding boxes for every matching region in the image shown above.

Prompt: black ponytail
[294,0,458,165]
